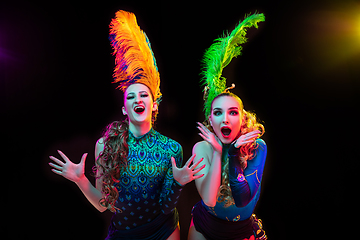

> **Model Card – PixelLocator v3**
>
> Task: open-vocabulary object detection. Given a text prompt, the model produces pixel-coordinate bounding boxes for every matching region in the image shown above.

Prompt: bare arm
[75,175,107,212]
[48,138,107,212]
[76,138,107,212]
[193,141,222,207]
[193,122,223,207]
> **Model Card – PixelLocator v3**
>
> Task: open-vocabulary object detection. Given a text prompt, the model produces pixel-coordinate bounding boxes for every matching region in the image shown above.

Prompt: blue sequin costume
[107,128,183,237]
[203,139,267,221]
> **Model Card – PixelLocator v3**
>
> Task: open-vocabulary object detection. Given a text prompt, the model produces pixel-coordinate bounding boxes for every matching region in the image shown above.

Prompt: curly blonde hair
[205,93,264,207]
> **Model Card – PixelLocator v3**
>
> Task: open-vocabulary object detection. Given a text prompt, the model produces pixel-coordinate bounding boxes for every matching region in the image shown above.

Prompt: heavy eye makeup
[229,110,239,116]
[212,109,222,116]
[126,91,149,100]
[126,93,135,100]
[140,92,149,98]
[228,107,239,116]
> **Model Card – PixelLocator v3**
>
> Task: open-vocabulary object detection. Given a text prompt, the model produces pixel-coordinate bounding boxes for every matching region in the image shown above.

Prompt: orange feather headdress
[109,10,161,103]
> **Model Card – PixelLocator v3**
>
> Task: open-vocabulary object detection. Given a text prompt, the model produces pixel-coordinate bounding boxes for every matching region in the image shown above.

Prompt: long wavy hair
[93,95,159,212]
[93,119,129,212]
[204,92,264,207]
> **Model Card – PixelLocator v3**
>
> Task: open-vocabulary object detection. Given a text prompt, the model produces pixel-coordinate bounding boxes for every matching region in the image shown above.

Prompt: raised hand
[49,150,88,183]
[197,122,222,153]
[233,130,261,148]
[171,154,205,186]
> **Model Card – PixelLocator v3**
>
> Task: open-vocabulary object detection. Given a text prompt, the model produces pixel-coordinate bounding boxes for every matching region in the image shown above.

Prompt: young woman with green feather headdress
[188,13,268,240]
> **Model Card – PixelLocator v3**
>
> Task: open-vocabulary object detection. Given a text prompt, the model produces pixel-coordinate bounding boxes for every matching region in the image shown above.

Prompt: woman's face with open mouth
[123,83,156,125]
[209,95,242,144]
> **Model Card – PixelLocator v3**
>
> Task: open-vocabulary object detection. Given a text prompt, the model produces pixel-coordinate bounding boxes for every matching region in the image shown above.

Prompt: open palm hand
[233,130,261,148]
[49,150,87,183]
[171,154,205,186]
[197,122,222,154]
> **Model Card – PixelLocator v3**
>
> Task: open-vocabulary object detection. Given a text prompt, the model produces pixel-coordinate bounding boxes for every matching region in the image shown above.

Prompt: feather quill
[109,10,161,102]
[202,13,265,117]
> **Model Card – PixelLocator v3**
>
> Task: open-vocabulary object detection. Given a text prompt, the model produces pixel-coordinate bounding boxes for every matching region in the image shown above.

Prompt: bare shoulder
[96,137,105,145]
[193,140,212,152]
[193,140,213,163]
[95,137,105,162]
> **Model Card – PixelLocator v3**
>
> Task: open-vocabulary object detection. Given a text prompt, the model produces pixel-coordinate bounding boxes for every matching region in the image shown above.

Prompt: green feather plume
[201,13,265,118]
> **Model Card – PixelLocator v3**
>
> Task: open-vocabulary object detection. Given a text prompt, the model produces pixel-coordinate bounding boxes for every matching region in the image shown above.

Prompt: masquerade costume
[192,140,267,240]
[105,10,183,239]
[192,13,267,240]
[106,129,183,239]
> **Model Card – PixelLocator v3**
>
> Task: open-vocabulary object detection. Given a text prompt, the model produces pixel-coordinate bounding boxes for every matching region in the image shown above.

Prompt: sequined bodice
[110,128,183,230]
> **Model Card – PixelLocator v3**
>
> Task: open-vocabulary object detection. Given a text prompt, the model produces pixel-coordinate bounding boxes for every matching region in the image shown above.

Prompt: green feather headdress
[201,13,265,118]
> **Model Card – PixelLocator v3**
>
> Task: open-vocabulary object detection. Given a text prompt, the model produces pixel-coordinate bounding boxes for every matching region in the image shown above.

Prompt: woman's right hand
[197,122,222,154]
[49,150,87,184]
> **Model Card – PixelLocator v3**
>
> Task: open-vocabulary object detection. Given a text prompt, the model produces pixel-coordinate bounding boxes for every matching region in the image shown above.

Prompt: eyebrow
[126,90,148,96]
[213,107,239,111]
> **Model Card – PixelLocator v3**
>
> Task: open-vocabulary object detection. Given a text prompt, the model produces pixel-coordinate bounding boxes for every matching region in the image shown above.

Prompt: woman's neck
[221,143,231,161]
[128,121,152,138]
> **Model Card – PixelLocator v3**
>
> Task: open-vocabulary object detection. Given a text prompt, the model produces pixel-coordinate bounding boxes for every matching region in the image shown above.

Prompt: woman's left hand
[171,154,205,186]
[233,130,261,148]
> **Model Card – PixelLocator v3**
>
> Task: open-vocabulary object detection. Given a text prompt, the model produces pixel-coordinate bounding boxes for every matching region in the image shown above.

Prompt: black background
[2,0,359,239]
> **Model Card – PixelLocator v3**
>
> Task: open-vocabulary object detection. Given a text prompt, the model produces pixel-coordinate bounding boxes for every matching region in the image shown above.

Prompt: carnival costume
[192,13,267,240]
[106,129,183,239]
[105,10,183,240]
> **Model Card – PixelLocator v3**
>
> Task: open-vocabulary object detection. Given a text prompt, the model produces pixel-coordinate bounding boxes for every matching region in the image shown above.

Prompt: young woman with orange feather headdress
[49,10,205,240]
